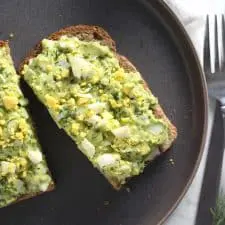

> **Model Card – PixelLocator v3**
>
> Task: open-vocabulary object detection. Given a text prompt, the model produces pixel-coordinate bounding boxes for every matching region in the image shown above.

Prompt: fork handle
[195,100,225,225]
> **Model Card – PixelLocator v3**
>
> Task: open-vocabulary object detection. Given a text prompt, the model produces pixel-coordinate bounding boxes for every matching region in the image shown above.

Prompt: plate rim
[140,1,209,224]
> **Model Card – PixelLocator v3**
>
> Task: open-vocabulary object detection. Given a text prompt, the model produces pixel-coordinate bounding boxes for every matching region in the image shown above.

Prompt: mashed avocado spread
[22,36,169,185]
[0,46,52,207]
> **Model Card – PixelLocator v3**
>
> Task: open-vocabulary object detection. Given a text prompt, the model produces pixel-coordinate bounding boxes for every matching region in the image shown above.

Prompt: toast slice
[0,41,54,207]
[19,25,177,189]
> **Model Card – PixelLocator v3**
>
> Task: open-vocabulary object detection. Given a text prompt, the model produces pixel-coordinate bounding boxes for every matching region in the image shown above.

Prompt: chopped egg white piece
[59,42,75,50]
[148,123,164,135]
[77,93,93,99]
[97,118,107,127]
[112,126,130,138]
[96,153,120,168]
[0,161,16,174]
[68,55,95,79]
[87,115,107,128]
[87,115,102,125]
[80,138,95,158]
[28,150,43,164]
[39,182,49,192]
[42,39,55,49]
[88,102,106,113]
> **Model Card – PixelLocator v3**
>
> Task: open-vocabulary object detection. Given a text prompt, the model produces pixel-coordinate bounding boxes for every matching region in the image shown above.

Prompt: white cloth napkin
[163,0,225,224]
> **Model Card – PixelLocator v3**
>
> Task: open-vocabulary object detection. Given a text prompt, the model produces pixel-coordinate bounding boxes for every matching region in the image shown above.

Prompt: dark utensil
[195,15,225,225]
[0,1,208,225]
[195,101,225,225]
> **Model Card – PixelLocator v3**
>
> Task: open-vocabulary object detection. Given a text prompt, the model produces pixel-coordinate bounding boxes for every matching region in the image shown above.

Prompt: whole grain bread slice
[0,40,54,207]
[19,25,177,189]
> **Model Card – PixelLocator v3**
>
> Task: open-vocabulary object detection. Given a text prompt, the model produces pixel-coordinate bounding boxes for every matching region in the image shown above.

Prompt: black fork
[206,15,225,101]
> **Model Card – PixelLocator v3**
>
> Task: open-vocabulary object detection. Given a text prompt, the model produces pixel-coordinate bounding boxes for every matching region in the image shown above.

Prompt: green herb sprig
[211,192,225,225]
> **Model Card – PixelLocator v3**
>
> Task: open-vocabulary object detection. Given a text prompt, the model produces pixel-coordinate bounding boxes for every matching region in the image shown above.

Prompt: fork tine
[222,14,225,71]
[204,15,211,72]
[214,15,220,71]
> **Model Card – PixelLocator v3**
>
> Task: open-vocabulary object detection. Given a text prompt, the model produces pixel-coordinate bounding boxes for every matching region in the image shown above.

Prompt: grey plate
[0,1,208,225]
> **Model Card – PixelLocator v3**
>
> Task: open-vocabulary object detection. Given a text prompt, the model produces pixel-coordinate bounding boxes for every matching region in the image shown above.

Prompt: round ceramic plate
[0,1,208,225]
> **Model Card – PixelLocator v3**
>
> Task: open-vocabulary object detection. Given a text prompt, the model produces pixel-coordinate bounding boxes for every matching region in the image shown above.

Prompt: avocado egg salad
[21,30,177,189]
[0,42,53,207]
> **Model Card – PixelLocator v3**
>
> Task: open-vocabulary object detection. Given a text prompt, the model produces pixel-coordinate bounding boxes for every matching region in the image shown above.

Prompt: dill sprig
[211,192,225,225]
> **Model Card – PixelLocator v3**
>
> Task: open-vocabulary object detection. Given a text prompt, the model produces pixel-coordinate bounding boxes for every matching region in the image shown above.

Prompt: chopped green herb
[211,192,225,225]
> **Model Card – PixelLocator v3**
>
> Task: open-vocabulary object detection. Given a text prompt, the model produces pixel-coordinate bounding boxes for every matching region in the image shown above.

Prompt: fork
[206,15,225,102]
[195,15,225,225]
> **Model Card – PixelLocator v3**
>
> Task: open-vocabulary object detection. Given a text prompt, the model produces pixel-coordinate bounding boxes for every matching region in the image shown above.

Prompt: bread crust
[14,183,55,203]
[19,25,177,189]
